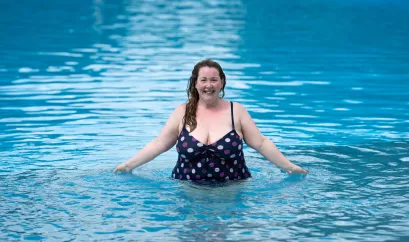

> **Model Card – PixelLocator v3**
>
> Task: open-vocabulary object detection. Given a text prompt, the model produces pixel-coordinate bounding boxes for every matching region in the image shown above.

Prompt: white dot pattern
[171,102,251,181]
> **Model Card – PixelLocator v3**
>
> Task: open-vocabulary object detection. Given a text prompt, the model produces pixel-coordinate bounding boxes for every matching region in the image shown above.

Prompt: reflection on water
[1,0,409,241]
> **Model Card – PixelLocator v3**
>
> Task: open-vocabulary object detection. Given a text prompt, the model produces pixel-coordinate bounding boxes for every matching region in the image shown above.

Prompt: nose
[205,81,213,88]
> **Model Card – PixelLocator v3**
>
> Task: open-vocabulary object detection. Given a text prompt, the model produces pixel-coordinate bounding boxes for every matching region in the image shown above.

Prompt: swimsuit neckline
[182,127,240,146]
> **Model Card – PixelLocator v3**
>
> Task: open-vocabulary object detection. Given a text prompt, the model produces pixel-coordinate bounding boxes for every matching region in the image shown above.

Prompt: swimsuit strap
[230,101,235,130]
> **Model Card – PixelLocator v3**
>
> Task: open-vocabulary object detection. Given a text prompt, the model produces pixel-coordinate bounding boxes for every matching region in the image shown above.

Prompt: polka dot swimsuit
[172,102,251,181]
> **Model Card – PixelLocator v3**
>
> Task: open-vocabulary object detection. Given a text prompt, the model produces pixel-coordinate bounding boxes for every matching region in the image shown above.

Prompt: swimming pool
[1,0,408,241]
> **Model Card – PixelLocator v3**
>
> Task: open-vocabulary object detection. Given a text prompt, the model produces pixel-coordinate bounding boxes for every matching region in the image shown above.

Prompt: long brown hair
[184,59,226,131]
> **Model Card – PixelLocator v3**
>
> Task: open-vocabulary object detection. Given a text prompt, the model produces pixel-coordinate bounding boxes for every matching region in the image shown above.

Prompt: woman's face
[195,66,224,102]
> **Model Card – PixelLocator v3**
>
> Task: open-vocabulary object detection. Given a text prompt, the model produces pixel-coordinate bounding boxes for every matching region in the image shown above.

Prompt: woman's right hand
[287,165,309,175]
[113,163,131,173]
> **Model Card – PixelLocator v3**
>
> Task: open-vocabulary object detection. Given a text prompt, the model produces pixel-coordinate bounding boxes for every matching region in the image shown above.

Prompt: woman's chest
[189,112,233,145]
[177,105,244,145]
[177,128,243,161]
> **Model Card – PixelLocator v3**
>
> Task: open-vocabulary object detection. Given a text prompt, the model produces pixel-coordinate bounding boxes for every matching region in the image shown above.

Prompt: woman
[113,59,308,180]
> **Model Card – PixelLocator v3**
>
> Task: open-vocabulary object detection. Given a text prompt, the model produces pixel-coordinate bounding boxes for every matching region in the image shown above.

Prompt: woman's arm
[113,104,185,172]
[237,103,308,174]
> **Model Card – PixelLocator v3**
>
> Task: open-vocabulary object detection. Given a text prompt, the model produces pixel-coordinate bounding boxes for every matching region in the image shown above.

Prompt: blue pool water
[1,0,409,241]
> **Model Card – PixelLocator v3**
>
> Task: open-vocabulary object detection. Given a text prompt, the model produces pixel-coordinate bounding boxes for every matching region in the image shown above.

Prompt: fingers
[300,169,309,174]
[288,167,309,175]
[113,165,123,173]
[113,164,129,173]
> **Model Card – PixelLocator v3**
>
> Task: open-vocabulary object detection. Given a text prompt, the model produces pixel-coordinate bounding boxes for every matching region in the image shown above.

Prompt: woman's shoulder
[172,103,186,116]
[229,100,247,113]
[175,103,187,110]
[166,104,186,125]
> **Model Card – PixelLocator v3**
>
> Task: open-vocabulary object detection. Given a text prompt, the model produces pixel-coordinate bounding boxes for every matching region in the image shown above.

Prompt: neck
[197,98,222,110]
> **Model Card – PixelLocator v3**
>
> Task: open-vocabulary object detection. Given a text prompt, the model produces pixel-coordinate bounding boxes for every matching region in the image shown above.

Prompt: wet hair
[184,59,226,131]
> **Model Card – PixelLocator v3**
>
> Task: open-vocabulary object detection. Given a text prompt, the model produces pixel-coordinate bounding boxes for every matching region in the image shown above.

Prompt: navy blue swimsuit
[172,102,251,181]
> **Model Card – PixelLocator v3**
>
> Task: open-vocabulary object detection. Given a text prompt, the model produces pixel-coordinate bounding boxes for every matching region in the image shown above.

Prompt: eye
[211,79,218,82]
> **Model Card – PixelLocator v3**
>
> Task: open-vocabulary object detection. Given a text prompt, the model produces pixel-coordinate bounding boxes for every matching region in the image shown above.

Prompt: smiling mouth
[204,90,215,94]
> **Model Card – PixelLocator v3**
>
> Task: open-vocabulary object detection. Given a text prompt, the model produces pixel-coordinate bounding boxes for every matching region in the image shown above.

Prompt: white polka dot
[181,137,185,141]
[177,168,179,173]
[181,163,184,167]
[230,133,234,136]
[221,160,225,165]
[185,159,189,162]
[242,168,245,173]
[238,145,242,150]
[217,145,224,150]
[187,175,190,180]
[230,154,236,158]
[198,163,202,168]
[181,154,186,158]
[197,143,203,147]
[225,176,230,180]
[230,168,233,173]
[225,138,230,142]
[239,153,241,156]
[215,168,220,172]
[192,169,196,174]
[187,148,194,153]
[207,174,212,178]
[234,160,237,165]
[173,174,175,178]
